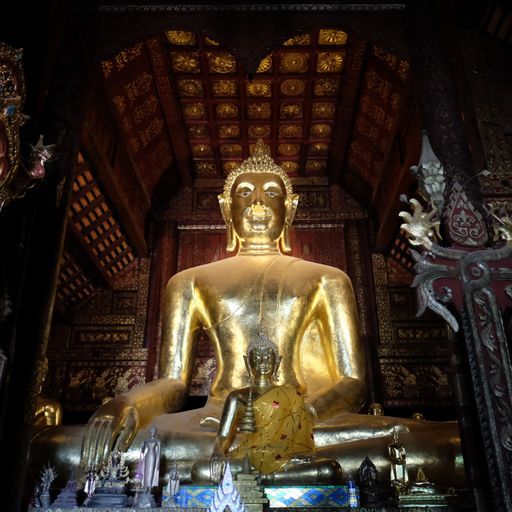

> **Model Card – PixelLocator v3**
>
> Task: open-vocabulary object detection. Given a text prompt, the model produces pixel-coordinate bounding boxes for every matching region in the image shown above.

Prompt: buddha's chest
[195,259,314,326]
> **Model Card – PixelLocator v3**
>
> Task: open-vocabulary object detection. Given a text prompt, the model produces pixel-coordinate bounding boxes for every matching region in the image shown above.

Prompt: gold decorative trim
[372,254,394,343]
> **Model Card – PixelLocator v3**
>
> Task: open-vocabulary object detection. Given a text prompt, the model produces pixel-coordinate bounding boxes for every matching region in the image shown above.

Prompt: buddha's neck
[253,374,273,391]
[238,242,281,255]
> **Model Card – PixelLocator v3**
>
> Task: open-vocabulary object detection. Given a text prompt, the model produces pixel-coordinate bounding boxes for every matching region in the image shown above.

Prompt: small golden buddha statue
[33,358,63,427]
[367,403,384,416]
[191,333,342,484]
[388,427,409,494]
[31,141,464,489]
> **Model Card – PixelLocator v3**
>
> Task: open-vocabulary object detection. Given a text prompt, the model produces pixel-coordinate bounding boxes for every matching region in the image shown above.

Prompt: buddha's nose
[250,202,267,217]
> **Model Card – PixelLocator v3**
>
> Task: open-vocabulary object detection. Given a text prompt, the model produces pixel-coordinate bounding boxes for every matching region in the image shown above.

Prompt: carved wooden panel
[46,259,150,413]
[372,254,452,411]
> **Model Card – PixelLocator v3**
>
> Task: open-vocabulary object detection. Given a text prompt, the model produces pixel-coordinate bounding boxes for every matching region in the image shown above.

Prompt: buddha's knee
[315,458,343,484]
[190,461,210,483]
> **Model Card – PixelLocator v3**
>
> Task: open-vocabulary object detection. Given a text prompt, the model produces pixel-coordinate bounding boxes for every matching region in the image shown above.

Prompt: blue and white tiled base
[168,485,356,508]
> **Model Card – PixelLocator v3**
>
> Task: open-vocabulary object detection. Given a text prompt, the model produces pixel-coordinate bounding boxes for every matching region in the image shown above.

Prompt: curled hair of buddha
[221,139,294,197]
[248,331,279,358]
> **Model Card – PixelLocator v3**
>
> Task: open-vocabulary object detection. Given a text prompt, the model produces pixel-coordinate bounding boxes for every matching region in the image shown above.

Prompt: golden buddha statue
[31,140,464,488]
[191,333,342,484]
[33,358,63,427]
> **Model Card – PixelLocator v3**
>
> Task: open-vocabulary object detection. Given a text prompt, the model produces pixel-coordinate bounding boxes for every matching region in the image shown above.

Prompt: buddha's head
[218,140,299,253]
[245,331,282,381]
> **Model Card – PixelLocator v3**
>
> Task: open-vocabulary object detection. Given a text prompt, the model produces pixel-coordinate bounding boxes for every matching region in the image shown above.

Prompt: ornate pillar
[0,4,99,511]
[404,3,512,511]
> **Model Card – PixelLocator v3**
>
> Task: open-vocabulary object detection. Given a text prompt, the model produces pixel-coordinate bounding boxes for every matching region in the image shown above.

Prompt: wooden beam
[146,36,194,188]
[329,38,367,184]
[81,116,148,256]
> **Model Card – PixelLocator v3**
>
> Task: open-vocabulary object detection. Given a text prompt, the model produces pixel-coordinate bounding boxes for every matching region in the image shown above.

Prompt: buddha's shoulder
[167,255,351,284]
[290,257,351,281]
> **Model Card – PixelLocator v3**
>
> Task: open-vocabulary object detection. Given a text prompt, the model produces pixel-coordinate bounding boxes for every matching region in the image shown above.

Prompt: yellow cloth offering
[231,385,315,473]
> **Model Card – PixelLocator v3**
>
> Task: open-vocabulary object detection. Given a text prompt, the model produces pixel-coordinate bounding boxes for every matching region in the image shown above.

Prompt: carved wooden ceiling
[58,24,412,312]
[98,27,409,195]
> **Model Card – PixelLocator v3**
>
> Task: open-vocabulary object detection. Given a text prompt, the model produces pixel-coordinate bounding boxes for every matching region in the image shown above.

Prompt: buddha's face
[230,173,287,247]
[249,347,277,377]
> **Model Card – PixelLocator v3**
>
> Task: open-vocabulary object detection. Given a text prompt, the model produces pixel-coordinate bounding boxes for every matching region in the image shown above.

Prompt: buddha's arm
[212,392,240,457]
[81,273,198,469]
[308,271,367,419]
[81,378,186,470]
[210,392,240,482]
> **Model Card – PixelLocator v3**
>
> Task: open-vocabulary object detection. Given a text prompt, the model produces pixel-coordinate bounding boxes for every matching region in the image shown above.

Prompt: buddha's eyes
[237,189,252,198]
[265,190,279,198]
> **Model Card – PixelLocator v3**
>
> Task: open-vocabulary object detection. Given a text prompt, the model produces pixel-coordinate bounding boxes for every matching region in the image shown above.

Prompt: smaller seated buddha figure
[367,403,384,416]
[405,467,438,495]
[191,334,342,485]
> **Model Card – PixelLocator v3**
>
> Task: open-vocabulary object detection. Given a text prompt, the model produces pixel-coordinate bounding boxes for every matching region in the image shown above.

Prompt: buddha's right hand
[80,395,139,470]
[209,455,226,484]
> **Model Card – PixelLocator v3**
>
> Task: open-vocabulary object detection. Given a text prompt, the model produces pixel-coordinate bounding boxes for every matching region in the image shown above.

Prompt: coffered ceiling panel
[162,28,349,180]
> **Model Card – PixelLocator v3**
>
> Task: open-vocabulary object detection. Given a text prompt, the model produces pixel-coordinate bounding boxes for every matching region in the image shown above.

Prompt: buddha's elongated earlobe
[273,355,283,382]
[243,355,252,383]
[226,221,236,252]
[281,222,292,253]
[280,194,299,253]
[218,194,237,252]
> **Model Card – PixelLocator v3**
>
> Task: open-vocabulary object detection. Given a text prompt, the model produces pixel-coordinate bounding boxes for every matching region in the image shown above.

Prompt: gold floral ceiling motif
[195,161,216,176]
[280,103,302,119]
[278,143,300,157]
[317,52,345,73]
[223,161,240,174]
[178,79,204,97]
[312,102,336,119]
[188,124,209,139]
[218,125,240,139]
[204,36,220,46]
[247,103,271,119]
[212,79,237,97]
[280,52,309,73]
[281,161,300,173]
[318,29,348,45]
[183,103,206,119]
[246,80,272,97]
[220,144,243,157]
[216,103,239,119]
[284,34,311,46]
[306,160,327,172]
[248,125,271,139]
[280,79,305,97]
[310,123,332,138]
[208,52,236,73]
[314,78,340,96]
[308,142,329,156]
[256,55,272,73]
[161,27,352,179]
[192,143,213,157]
[171,52,201,73]
[279,124,303,138]
[166,30,196,46]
